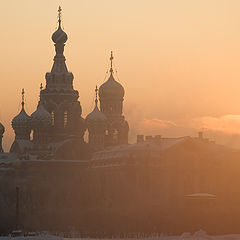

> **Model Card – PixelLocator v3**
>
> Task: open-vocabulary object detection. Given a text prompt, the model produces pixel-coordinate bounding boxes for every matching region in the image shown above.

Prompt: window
[64,111,68,128]
[51,111,55,126]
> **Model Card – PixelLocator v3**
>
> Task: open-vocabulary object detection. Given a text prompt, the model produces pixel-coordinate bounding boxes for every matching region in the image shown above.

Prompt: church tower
[31,86,52,147]
[40,7,86,142]
[99,52,129,146]
[86,86,107,151]
[12,89,31,141]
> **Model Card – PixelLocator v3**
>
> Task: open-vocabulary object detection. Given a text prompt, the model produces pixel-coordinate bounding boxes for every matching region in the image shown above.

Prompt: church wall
[1,144,240,235]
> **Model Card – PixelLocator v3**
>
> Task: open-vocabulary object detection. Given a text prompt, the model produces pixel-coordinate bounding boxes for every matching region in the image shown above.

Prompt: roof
[91,137,189,161]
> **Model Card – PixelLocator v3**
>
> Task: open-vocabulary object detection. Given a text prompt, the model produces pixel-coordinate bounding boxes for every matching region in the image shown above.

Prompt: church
[1,7,240,236]
[6,7,129,160]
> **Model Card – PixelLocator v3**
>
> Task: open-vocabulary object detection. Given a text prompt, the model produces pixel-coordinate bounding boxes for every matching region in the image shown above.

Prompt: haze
[1,0,240,150]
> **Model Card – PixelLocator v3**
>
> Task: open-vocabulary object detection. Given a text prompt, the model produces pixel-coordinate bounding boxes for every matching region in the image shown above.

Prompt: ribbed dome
[52,26,68,44]
[0,122,5,135]
[31,103,51,128]
[99,74,124,99]
[86,105,107,122]
[12,107,31,130]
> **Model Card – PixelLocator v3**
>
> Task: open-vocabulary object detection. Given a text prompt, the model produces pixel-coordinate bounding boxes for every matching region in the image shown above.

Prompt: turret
[40,6,85,141]
[31,85,51,146]
[86,86,107,151]
[99,52,129,146]
[12,89,31,140]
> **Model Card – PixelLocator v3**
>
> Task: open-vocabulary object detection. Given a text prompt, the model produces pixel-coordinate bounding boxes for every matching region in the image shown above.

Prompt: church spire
[51,7,68,45]
[110,51,114,74]
[21,88,25,109]
[95,86,98,107]
[58,6,62,28]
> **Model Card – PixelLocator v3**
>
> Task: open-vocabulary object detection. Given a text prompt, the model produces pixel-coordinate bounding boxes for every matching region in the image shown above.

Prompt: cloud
[138,118,177,133]
[192,115,240,135]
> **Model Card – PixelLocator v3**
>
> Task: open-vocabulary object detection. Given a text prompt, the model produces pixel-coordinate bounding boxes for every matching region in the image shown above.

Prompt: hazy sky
[1,0,240,150]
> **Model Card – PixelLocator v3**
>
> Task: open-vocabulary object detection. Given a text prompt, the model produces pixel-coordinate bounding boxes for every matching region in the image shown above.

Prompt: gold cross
[95,86,98,106]
[21,88,25,104]
[58,6,62,23]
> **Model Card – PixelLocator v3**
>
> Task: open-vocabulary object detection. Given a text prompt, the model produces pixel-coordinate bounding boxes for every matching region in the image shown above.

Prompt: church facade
[6,7,129,160]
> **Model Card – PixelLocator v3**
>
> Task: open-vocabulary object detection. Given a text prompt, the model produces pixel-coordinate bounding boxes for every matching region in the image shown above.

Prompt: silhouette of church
[7,7,129,160]
[1,8,240,235]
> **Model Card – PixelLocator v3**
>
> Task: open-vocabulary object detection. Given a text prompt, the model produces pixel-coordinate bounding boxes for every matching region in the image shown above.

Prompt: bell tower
[99,52,129,146]
[40,7,86,142]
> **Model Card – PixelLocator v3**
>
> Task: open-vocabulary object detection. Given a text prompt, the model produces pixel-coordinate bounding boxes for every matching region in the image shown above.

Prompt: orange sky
[1,0,240,150]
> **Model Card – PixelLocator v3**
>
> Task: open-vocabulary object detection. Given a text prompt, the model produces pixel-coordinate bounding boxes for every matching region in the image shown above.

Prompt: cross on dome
[58,6,62,27]
[110,51,114,74]
[95,86,98,106]
[21,88,25,108]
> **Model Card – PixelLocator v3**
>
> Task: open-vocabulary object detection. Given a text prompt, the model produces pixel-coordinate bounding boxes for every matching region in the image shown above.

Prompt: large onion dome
[99,73,125,99]
[99,52,124,99]
[52,25,68,44]
[31,103,51,129]
[0,122,5,135]
[52,6,68,44]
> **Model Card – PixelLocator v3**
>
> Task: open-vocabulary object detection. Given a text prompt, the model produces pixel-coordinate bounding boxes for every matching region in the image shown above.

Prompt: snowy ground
[1,231,240,240]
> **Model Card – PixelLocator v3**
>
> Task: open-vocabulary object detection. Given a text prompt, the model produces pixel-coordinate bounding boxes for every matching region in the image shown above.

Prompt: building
[6,7,128,160]
[0,7,240,235]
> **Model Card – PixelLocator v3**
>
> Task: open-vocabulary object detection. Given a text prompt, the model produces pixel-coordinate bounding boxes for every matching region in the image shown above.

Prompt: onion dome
[12,107,31,130]
[12,89,31,137]
[99,52,124,99]
[52,6,68,44]
[0,122,5,135]
[86,86,107,122]
[31,102,51,129]
[52,25,68,44]
[86,87,107,132]
[86,105,107,122]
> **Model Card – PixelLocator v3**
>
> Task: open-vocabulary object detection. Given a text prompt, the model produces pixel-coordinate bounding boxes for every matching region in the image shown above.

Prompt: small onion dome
[31,103,51,129]
[52,25,68,44]
[86,105,107,123]
[99,74,125,99]
[0,122,5,135]
[86,105,107,133]
[12,107,31,131]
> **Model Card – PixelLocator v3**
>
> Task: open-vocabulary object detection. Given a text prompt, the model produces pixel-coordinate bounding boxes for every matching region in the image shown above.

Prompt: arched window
[64,111,68,128]
[51,111,55,126]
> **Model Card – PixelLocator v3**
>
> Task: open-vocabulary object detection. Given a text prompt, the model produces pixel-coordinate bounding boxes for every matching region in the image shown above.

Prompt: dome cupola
[99,51,124,99]
[86,86,107,127]
[31,102,51,129]
[51,6,68,44]
[12,89,31,140]
[86,86,107,151]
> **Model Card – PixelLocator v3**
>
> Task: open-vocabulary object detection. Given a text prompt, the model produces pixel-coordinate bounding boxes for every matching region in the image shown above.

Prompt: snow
[185,193,216,198]
[2,231,240,240]
[91,137,189,162]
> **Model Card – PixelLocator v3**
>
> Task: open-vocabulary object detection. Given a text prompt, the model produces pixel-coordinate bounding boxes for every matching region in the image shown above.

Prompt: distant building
[7,7,128,160]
